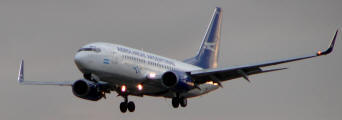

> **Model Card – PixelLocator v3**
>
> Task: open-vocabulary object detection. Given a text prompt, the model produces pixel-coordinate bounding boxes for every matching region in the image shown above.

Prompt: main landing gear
[172,97,187,108]
[119,96,135,113]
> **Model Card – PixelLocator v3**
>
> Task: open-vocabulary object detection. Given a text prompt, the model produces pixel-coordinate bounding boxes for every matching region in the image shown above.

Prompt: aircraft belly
[92,62,167,95]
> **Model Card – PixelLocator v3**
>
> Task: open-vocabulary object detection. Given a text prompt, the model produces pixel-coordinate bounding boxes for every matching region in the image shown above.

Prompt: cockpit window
[78,46,101,52]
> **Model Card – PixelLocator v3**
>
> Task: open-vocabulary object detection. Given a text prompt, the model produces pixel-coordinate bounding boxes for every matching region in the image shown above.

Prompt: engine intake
[162,71,178,87]
[161,71,194,92]
[72,79,103,101]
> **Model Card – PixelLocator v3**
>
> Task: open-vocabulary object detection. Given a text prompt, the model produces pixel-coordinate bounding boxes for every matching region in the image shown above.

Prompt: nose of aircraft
[74,52,88,69]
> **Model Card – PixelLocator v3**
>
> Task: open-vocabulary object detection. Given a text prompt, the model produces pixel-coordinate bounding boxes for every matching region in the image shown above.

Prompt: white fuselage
[74,42,219,98]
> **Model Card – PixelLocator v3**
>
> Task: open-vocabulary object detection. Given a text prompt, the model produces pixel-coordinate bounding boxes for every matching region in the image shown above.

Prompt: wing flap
[191,67,287,84]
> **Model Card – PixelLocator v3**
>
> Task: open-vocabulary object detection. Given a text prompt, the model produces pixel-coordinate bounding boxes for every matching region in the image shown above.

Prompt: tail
[184,7,222,69]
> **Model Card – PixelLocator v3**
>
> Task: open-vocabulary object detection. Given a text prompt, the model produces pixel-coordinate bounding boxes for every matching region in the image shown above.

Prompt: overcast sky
[1,0,342,120]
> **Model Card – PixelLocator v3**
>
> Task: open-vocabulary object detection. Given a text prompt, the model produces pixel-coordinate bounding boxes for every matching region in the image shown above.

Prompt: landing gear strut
[172,96,187,108]
[83,73,98,82]
[119,96,135,113]
[83,73,92,80]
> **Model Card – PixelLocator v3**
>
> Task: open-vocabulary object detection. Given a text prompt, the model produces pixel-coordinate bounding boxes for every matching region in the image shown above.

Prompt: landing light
[317,50,322,55]
[206,81,219,86]
[137,84,143,91]
[121,85,127,93]
[149,72,156,78]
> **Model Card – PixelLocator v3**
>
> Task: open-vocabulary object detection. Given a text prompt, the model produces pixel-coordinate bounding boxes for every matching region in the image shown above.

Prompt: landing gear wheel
[127,101,135,112]
[180,98,187,107]
[172,97,179,108]
[120,102,127,113]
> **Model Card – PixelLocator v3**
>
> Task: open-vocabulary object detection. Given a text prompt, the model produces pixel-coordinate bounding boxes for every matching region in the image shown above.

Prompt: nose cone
[74,52,88,70]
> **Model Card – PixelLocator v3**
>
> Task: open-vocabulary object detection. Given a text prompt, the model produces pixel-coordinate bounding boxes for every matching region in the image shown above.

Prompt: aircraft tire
[127,101,135,112]
[120,102,127,113]
[180,98,187,107]
[172,97,179,108]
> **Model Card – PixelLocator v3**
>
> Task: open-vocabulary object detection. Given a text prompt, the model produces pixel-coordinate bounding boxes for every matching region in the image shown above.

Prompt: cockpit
[77,46,101,53]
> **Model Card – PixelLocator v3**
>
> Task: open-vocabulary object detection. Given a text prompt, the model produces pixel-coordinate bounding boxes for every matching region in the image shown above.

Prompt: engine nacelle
[161,71,194,92]
[72,79,103,101]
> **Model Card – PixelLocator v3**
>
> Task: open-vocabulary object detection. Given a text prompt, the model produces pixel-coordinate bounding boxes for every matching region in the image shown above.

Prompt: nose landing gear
[119,96,135,113]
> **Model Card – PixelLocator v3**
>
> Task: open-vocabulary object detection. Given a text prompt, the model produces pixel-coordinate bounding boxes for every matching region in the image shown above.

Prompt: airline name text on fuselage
[117,46,175,66]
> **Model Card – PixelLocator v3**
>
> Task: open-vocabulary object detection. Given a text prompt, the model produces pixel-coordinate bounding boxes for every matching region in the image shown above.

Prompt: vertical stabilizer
[184,7,222,69]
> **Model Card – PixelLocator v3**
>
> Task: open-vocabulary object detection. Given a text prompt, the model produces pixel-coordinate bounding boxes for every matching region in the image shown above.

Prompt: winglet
[16,60,73,86]
[18,60,24,84]
[318,29,339,55]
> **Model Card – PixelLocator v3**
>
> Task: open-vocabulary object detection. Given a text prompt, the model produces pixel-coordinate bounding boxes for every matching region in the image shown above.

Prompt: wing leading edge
[189,29,340,85]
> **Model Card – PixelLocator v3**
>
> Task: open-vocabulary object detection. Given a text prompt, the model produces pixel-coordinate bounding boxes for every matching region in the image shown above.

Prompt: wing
[17,60,73,86]
[189,29,339,86]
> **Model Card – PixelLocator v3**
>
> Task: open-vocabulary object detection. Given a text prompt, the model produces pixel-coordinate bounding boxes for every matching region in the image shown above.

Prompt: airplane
[18,7,339,113]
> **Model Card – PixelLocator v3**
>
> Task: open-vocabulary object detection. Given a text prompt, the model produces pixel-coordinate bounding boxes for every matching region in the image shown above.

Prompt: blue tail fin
[184,7,222,69]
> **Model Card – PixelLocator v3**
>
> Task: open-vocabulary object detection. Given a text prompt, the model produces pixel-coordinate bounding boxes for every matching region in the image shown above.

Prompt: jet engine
[161,71,195,92]
[72,79,103,101]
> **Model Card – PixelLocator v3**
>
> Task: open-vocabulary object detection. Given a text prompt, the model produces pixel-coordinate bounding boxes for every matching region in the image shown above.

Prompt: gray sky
[1,0,342,120]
